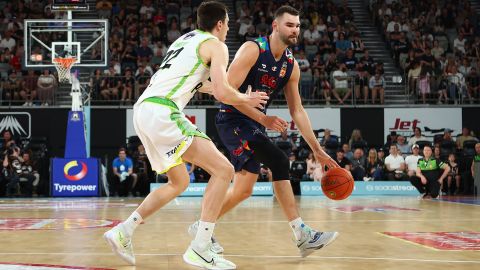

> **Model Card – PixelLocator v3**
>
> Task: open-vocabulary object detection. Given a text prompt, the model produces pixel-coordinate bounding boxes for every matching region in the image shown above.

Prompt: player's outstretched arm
[202,39,268,109]
[227,42,288,132]
[285,60,338,169]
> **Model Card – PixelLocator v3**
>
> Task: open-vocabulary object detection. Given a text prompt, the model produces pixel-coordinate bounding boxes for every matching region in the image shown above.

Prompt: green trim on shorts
[143,97,210,141]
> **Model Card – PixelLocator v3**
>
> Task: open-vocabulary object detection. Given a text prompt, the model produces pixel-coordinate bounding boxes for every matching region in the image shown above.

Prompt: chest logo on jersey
[257,63,268,73]
[279,61,288,78]
[260,74,277,89]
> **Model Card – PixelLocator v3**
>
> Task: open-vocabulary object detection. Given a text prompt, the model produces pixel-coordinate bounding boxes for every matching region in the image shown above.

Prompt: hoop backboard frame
[24,19,108,68]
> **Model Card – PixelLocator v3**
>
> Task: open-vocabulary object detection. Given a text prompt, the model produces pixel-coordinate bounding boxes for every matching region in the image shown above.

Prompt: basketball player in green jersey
[103,2,268,269]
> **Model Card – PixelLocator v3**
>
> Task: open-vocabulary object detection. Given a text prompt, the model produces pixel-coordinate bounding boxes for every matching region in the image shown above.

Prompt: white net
[53,57,77,83]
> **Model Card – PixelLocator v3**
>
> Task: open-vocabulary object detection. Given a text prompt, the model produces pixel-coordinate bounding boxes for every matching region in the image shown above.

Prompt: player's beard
[279,31,298,46]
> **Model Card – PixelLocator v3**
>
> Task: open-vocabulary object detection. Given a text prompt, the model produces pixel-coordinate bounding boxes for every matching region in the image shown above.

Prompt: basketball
[321,167,354,200]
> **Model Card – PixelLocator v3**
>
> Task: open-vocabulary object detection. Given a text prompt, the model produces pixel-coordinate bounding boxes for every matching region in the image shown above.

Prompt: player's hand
[245,85,268,109]
[314,152,339,174]
[262,115,288,132]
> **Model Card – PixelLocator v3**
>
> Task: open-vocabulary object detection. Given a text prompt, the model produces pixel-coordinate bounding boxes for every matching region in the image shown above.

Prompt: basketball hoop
[53,57,77,83]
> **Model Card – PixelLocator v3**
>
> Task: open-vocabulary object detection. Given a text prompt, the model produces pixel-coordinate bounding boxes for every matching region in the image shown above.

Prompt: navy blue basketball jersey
[220,36,295,117]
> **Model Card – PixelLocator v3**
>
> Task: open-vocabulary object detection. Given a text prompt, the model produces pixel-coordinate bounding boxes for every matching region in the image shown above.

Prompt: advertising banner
[151,182,273,196]
[300,181,418,196]
[384,108,462,142]
[51,158,100,197]
[267,108,341,137]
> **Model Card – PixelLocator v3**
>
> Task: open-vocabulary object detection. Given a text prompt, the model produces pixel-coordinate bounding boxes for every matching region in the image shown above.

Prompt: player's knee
[215,161,235,182]
[235,186,253,201]
[270,154,290,181]
[170,177,189,194]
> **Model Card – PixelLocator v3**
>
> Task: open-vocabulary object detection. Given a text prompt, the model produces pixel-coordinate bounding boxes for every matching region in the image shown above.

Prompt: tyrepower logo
[0,112,31,138]
[64,160,88,181]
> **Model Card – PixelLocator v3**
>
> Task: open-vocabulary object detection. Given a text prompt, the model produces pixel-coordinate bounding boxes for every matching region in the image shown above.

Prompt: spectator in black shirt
[366,148,384,180]
[359,50,375,75]
[136,38,153,63]
[466,67,479,103]
[393,33,410,65]
[100,66,121,101]
[335,149,352,171]
[342,49,358,71]
[350,148,366,181]
[420,47,435,75]
[132,144,152,196]
[121,68,135,104]
[121,45,138,71]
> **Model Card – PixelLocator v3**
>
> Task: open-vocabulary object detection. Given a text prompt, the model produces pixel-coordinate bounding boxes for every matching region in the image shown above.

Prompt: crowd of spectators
[236,0,387,105]
[117,124,479,198]
[372,0,480,104]
[0,130,44,197]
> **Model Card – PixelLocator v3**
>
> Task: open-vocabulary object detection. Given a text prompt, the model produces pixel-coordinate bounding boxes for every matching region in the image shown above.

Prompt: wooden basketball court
[0,196,479,270]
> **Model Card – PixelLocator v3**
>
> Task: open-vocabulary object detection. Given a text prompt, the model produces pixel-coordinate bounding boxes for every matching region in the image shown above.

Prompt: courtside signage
[151,182,273,196]
[300,181,418,196]
[51,158,99,196]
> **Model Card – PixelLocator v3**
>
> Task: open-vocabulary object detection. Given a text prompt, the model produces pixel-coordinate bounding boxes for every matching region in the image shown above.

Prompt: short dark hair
[197,1,228,32]
[119,147,126,154]
[423,145,432,150]
[274,5,300,19]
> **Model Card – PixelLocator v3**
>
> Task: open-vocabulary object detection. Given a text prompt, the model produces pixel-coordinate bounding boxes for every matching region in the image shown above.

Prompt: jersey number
[159,47,184,70]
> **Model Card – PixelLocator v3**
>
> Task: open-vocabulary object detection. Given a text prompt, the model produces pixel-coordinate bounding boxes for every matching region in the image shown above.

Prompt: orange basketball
[321,167,354,200]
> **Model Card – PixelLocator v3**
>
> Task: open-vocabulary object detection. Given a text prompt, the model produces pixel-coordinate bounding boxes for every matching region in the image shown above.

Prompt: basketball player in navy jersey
[189,6,339,257]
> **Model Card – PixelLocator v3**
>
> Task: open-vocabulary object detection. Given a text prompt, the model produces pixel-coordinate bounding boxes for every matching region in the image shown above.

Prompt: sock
[192,220,215,250]
[122,211,143,236]
[289,217,304,241]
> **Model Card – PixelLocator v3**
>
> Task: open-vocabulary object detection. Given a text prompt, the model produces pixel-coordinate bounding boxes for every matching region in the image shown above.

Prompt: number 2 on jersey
[159,47,184,70]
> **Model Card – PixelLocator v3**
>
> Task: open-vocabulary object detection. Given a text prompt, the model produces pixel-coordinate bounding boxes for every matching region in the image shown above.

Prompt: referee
[410,145,450,199]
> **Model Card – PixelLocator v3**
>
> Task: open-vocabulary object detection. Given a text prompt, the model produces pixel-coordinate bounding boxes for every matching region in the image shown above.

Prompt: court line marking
[141,219,480,224]
[0,252,478,264]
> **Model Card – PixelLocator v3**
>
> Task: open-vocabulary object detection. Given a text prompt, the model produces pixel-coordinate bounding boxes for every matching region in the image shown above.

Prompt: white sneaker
[183,243,236,270]
[103,224,136,265]
[22,102,29,106]
[297,226,338,258]
[188,221,224,254]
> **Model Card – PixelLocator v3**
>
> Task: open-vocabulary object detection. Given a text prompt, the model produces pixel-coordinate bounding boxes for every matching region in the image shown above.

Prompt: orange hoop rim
[53,57,77,68]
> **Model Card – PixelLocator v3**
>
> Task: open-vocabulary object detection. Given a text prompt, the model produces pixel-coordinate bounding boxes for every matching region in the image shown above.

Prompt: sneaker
[183,244,236,270]
[103,224,135,265]
[188,221,224,254]
[297,226,339,258]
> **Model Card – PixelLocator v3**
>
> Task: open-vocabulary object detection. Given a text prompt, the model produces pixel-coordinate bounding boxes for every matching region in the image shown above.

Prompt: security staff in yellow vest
[410,145,450,199]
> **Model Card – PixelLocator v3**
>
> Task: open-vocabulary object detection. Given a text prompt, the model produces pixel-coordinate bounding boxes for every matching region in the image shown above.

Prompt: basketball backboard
[24,19,108,68]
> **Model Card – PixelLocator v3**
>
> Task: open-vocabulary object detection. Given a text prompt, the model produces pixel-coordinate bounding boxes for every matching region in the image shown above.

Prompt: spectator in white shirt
[0,31,16,51]
[453,33,466,55]
[368,72,386,104]
[405,144,422,177]
[408,127,428,147]
[384,144,406,180]
[303,24,321,45]
[386,16,401,33]
[332,64,352,104]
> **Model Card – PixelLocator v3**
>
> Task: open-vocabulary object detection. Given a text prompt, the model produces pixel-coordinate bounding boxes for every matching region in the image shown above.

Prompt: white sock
[122,211,143,236]
[192,220,215,250]
[289,217,304,241]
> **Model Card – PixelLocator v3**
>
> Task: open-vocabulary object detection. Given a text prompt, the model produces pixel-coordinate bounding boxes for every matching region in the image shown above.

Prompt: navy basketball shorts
[216,112,290,180]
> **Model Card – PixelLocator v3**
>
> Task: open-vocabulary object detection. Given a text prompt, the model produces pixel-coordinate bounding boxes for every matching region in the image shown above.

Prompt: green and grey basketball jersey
[136,30,217,110]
